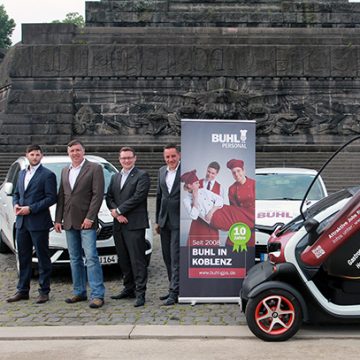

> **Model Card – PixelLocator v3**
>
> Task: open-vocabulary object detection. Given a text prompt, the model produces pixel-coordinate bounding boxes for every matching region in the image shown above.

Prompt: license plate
[99,254,118,265]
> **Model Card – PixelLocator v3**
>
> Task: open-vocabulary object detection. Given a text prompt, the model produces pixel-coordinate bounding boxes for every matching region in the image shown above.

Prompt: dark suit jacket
[155,165,180,229]
[13,164,57,231]
[55,159,104,230]
[106,167,150,230]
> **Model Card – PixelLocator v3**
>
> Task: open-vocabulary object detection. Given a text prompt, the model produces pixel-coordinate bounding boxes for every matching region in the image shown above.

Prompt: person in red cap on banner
[187,162,224,247]
[181,170,253,236]
[226,159,255,223]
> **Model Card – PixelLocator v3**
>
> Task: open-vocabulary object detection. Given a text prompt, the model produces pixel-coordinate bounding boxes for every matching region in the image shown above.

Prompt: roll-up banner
[179,119,256,304]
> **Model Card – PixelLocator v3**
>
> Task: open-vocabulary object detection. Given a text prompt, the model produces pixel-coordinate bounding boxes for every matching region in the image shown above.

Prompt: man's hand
[54,223,62,233]
[110,209,118,218]
[14,205,31,216]
[81,218,94,229]
[116,214,128,224]
[155,223,161,235]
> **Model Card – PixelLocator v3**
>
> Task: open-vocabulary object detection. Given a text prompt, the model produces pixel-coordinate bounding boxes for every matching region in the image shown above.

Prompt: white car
[0,155,153,271]
[255,167,328,261]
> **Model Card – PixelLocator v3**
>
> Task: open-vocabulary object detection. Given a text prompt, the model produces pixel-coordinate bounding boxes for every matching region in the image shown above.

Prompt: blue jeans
[65,229,105,299]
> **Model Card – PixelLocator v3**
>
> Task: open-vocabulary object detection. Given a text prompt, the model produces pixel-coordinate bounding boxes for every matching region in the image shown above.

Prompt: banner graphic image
[179,119,256,303]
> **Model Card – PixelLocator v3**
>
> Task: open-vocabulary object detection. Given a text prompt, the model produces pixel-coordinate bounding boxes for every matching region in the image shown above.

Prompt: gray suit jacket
[105,167,150,230]
[155,165,180,229]
[55,159,104,230]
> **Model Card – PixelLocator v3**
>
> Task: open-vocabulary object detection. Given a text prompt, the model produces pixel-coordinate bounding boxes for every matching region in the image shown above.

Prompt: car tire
[245,288,302,342]
[0,232,10,253]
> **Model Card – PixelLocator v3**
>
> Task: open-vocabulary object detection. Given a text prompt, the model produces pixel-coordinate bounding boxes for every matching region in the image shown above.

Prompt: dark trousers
[160,222,180,296]
[16,227,51,295]
[113,225,147,296]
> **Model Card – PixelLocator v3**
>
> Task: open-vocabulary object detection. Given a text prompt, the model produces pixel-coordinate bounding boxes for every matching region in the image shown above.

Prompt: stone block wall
[1,1,360,151]
[86,0,360,28]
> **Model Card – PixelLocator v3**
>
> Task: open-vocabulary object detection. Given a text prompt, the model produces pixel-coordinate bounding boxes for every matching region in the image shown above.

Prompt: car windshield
[256,173,326,201]
[43,162,117,193]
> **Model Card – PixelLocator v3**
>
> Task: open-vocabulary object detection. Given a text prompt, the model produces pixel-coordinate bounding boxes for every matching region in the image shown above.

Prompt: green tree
[52,12,85,28]
[0,5,16,49]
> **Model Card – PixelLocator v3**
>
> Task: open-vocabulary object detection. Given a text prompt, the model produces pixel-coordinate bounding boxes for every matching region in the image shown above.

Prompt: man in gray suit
[155,144,181,306]
[54,140,105,309]
[106,146,150,307]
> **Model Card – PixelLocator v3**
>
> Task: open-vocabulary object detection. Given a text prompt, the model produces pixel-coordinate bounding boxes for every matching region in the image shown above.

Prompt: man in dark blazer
[106,146,150,307]
[7,144,57,304]
[155,143,181,305]
[54,140,105,309]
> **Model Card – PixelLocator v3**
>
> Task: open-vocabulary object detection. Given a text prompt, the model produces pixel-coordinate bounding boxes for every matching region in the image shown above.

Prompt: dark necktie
[207,182,211,190]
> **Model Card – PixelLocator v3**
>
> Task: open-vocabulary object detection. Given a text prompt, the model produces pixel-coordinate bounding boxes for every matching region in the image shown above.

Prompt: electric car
[241,136,360,341]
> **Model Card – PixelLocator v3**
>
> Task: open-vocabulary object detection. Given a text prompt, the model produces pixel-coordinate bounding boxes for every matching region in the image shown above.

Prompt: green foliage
[0,5,16,48]
[52,12,85,28]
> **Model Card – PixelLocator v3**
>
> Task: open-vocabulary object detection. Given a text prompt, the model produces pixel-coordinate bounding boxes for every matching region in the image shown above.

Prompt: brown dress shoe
[65,295,87,304]
[36,294,49,304]
[6,292,29,303]
[89,298,104,309]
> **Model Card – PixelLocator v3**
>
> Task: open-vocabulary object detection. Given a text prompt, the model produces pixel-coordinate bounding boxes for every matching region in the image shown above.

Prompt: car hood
[49,200,113,224]
[256,199,316,226]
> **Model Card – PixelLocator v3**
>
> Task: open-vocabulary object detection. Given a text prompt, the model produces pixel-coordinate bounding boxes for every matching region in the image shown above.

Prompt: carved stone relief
[73,78,360,137]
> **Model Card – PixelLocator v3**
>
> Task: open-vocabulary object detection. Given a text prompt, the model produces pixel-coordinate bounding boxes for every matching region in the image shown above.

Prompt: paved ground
[0,197,243,327]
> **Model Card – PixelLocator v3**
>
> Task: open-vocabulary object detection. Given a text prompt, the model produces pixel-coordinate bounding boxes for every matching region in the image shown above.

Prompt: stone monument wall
[1,1,360,151]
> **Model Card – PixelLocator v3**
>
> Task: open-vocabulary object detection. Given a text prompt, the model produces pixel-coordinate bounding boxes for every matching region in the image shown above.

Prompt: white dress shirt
[165,163,179,193]
[24,163,41,190]
[68,159,85,190]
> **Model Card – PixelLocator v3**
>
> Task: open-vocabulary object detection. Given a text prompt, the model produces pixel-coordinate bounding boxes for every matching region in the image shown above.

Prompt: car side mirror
[4,182,13,195]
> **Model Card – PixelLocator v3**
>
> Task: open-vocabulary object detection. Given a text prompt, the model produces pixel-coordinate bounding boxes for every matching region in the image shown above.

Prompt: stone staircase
[1,147,360,196]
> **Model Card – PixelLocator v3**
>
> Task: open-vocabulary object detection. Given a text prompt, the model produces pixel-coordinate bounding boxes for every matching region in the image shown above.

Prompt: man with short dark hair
[55,140,105,309]
[7,144,57,304]
[106,146,150,307]
[155,143,181,305]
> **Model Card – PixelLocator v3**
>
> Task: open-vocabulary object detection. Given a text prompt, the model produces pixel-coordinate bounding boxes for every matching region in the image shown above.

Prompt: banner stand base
[178,297,241,305]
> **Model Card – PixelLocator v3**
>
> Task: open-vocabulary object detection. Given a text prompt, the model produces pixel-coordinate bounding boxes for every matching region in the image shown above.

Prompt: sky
[1,0,100,45]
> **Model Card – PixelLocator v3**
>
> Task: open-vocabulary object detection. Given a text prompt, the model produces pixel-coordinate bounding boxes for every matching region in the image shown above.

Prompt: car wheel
[0,232,10,253]
[245,289,302,341]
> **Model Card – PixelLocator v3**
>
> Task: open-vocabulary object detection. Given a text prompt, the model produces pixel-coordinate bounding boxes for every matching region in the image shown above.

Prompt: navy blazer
[13,164,57,231]
[155,165,181,229]
[106,167,150,230]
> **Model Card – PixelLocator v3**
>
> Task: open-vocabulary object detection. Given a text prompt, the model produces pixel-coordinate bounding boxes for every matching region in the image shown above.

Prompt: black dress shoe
[111,289,136,300]
[36,294,49,304]
[159,293,169,301]
[134,295,145,307]
[6,292,29,303]
[163,295,178,306]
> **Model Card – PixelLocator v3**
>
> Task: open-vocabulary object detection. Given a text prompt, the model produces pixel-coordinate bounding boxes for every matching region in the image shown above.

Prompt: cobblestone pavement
[0,198,244,327]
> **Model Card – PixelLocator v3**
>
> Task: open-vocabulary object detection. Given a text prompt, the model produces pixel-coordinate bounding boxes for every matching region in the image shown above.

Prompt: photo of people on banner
[179,119,255,302]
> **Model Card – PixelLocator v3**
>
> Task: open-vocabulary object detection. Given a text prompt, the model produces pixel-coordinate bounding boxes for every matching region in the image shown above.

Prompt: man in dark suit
[7,144,57,304]
[155,143,181,305]
[54,140,105,309]
[106,146,150,307]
